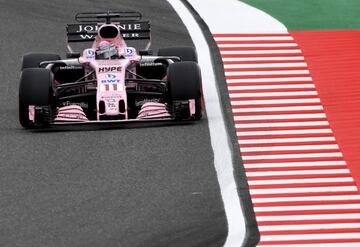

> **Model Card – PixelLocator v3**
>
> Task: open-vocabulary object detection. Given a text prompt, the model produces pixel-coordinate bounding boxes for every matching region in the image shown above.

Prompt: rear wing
[66,11,151,49]
[66,21,151,42]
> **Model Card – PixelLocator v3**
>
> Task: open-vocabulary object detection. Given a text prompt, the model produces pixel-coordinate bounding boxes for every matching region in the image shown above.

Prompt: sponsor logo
[85,49,95,59]
[121,33,140,38]
[104,98,118,110]
[59,65,83,70]
[77,33,141,40]
[119,23,142,31]
[125,48,134,56]
[76,25,99,33]
[101,95,121,100]
[135,98,160,107]
[101,79,121,83]
[75,24,142,33]
[80,34,95,40]
[105,74,117,79]
[62,101,88,109]
[139,62,163,67]
[107,102,116,109]
[98,66,122,73]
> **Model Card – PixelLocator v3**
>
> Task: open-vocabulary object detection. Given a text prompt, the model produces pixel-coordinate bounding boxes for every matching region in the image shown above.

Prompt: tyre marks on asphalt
[214,33,360,246]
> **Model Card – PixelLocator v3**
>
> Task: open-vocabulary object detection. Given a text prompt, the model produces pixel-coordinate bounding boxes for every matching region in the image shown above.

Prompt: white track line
[248,177,353,186]
[167,1,246,246]
[222,56,305,62]
[247,169,349,177]
[258,243,360,247]
[237,129,333,136]
[221,50,301,55]
[215,36,293,41]
[261,233,360,242]
[227,77,313,83]
[255,204,360,212]
[243,153,343,161]
[238,137,336,144]
[241,144,339,152]
[224,63,307,69]
[225,70,309,76]
[259,223,360,231]
[218,43,299,48]
[231,99,321,105]
[236,121,329,128]
[261,233,360,241]
[228,84,315,90]
[244,161,346,169]
[250,186,357,195]
[253,195,360,204]
[233,106,323,113]
[230,91,318,97]
[234,113,326,121]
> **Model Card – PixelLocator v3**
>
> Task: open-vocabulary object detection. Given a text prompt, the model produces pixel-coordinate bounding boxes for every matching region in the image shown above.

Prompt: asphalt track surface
[0,0,228,246]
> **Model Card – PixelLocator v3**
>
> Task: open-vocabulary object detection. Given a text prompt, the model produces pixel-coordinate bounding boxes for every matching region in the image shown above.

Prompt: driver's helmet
[96,41,118,59]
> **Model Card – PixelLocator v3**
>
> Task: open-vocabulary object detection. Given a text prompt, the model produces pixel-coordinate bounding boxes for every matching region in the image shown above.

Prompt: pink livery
[19,11,202,128]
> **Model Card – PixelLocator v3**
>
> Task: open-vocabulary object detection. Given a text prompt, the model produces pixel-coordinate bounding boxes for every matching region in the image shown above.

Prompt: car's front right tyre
[19,68,54,128]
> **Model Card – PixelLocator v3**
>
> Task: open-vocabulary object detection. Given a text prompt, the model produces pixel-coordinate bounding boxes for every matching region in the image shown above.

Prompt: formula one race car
[19,11,202,128]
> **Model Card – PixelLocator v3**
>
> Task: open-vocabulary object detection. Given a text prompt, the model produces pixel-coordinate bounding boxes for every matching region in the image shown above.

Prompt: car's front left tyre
[158,46,198,62]
[167,61,202,120]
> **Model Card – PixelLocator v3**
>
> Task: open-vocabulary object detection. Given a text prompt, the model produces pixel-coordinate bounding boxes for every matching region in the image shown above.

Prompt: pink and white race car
[19,11,202,128]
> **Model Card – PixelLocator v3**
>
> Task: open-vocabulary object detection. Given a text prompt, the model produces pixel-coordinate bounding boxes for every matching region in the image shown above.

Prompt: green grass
[240,0,360,30]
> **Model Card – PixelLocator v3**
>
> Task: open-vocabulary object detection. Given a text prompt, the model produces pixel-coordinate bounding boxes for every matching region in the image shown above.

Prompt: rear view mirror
[139,49,153,56]
[66,52,81,58]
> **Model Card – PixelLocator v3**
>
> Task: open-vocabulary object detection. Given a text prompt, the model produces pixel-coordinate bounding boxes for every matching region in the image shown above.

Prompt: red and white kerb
[215,33,360,247]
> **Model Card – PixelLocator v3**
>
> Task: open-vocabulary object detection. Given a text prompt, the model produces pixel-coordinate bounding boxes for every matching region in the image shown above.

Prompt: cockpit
[93,24,126,60]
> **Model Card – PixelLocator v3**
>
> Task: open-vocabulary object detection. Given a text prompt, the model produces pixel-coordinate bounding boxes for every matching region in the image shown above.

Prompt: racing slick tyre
[19,68,54,128]
[167,61,202,120]
[21,53,61,70]
[158,46,198,62]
